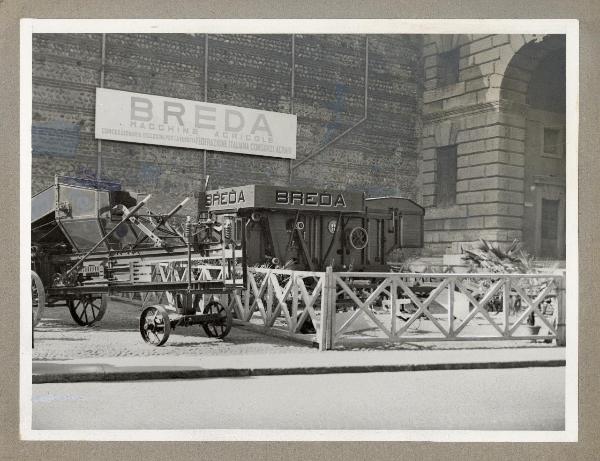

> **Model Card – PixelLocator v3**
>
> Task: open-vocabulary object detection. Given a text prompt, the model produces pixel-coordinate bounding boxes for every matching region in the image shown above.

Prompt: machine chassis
[31,176,247,346]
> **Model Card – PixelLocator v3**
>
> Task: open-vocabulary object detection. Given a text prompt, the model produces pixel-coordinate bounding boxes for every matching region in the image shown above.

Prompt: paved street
[32,367,565,431]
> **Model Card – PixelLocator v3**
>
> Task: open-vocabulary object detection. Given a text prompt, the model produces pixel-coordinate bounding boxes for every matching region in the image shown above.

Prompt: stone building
[30,33,566,259]
[420,34,566,259]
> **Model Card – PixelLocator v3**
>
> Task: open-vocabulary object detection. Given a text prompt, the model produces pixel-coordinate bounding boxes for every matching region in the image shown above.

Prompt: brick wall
[32,33,422,214]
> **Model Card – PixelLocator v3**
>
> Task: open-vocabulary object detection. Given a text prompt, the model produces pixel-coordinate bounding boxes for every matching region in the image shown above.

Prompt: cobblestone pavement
[33,298,556,361]
[33,298,317,361]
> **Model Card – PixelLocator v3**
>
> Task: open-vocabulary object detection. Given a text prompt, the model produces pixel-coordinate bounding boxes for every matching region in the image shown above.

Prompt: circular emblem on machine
[348,226,369,250]
[327,219,337,234]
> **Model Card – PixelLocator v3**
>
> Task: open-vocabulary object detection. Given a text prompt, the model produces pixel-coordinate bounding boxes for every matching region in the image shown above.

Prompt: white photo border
[20,18,579,442]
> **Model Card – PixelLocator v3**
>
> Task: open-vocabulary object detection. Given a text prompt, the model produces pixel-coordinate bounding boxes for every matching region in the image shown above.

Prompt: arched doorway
[501,35,566,259]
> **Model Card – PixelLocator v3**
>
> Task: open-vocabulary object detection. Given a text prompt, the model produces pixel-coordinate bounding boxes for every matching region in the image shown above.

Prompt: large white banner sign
[95,88,297,159]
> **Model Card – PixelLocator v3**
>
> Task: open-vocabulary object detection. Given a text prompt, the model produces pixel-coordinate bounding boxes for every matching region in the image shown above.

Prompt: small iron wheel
[139,305,171,346]
[201,300,232,339]
[31,271,45,328]
[67,294,108,326]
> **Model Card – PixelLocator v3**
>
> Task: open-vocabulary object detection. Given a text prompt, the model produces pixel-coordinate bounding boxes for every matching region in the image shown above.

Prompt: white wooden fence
[114,264,566,351]
[231,268,565,350]
[228,268,327,346]
[116,261,228,308]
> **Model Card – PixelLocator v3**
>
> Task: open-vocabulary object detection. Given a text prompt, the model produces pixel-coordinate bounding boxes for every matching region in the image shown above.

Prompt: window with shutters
[436,145,457,207]
[437,48,460,87]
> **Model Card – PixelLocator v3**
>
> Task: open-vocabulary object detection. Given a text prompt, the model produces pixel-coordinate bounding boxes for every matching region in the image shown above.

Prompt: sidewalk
[33,347,566,384]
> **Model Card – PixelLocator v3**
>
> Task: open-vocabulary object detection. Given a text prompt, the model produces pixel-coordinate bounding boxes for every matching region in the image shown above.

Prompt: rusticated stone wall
[420,34,566,256]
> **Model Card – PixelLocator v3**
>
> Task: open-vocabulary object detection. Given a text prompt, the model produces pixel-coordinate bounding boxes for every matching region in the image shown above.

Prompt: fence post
[503,277,511,337]
[290,273,298,333]
[390,278,397,338]
[243,269,251,321]
[327,267,337,349]
[556,273,566,347]
[266,273,274,325]
[319,266,334,351]
[447,277,455,338]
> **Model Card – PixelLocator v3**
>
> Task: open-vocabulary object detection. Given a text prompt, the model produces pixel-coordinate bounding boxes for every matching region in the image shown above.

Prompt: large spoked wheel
[31,271,45,328]
[201,300,232,339]
[67,294,108,326]
[139,304,171,346]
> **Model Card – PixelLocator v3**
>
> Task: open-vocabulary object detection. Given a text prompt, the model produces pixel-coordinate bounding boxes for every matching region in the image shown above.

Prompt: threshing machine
[31,178,425,345]
[31,176,246,345]
[204,184,424,272]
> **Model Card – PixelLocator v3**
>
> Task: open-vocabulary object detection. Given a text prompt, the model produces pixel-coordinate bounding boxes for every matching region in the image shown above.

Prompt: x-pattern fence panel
[114,265,565,350]
[328,272,564,348]
[230,269,564,350]
[229,268,326,343]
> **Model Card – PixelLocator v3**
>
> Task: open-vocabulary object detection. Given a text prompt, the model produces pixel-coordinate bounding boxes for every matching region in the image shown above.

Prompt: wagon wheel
[31,271,45,328]
[67,294,108,326]
[201,300,232,339]
[139,304,171,346]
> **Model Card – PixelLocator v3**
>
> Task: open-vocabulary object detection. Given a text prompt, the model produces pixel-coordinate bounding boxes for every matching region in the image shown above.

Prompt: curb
[33,359,566,384]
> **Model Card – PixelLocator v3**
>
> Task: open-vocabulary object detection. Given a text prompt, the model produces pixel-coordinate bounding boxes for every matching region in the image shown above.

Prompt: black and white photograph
[21,19,578,441]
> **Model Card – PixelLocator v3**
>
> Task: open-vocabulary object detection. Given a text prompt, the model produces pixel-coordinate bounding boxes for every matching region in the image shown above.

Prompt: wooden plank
[461,279,508,336]
[266,276,274,323]
[453,278,505,336]
[420,277,451,310]
[420,308,449,337]
[510,282,557,335]
[334,308,366,339]
[232,320,318,347]
[338,335,557,345]
[362,278,392,309]
[447,279,455,338]
[291,274,298,332]
[390,279,398,337]
[332,277,391,337]
[267,273,294,329]
[231,292,245,320]
[394,281,427,336]
[298,276,323,307]
[327,267,338,349]
[318,267,332,350]
[247,270,270,324]
[243,282,251,321]
[332,277,393,338]
[326,268,337,349]
[338,271,561,279]
[395,278,425,310]
[334,275,367,308]
[251,268,325,278]
[503,278,511,336]
[556,274,566,346]
[294,276,323,334]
